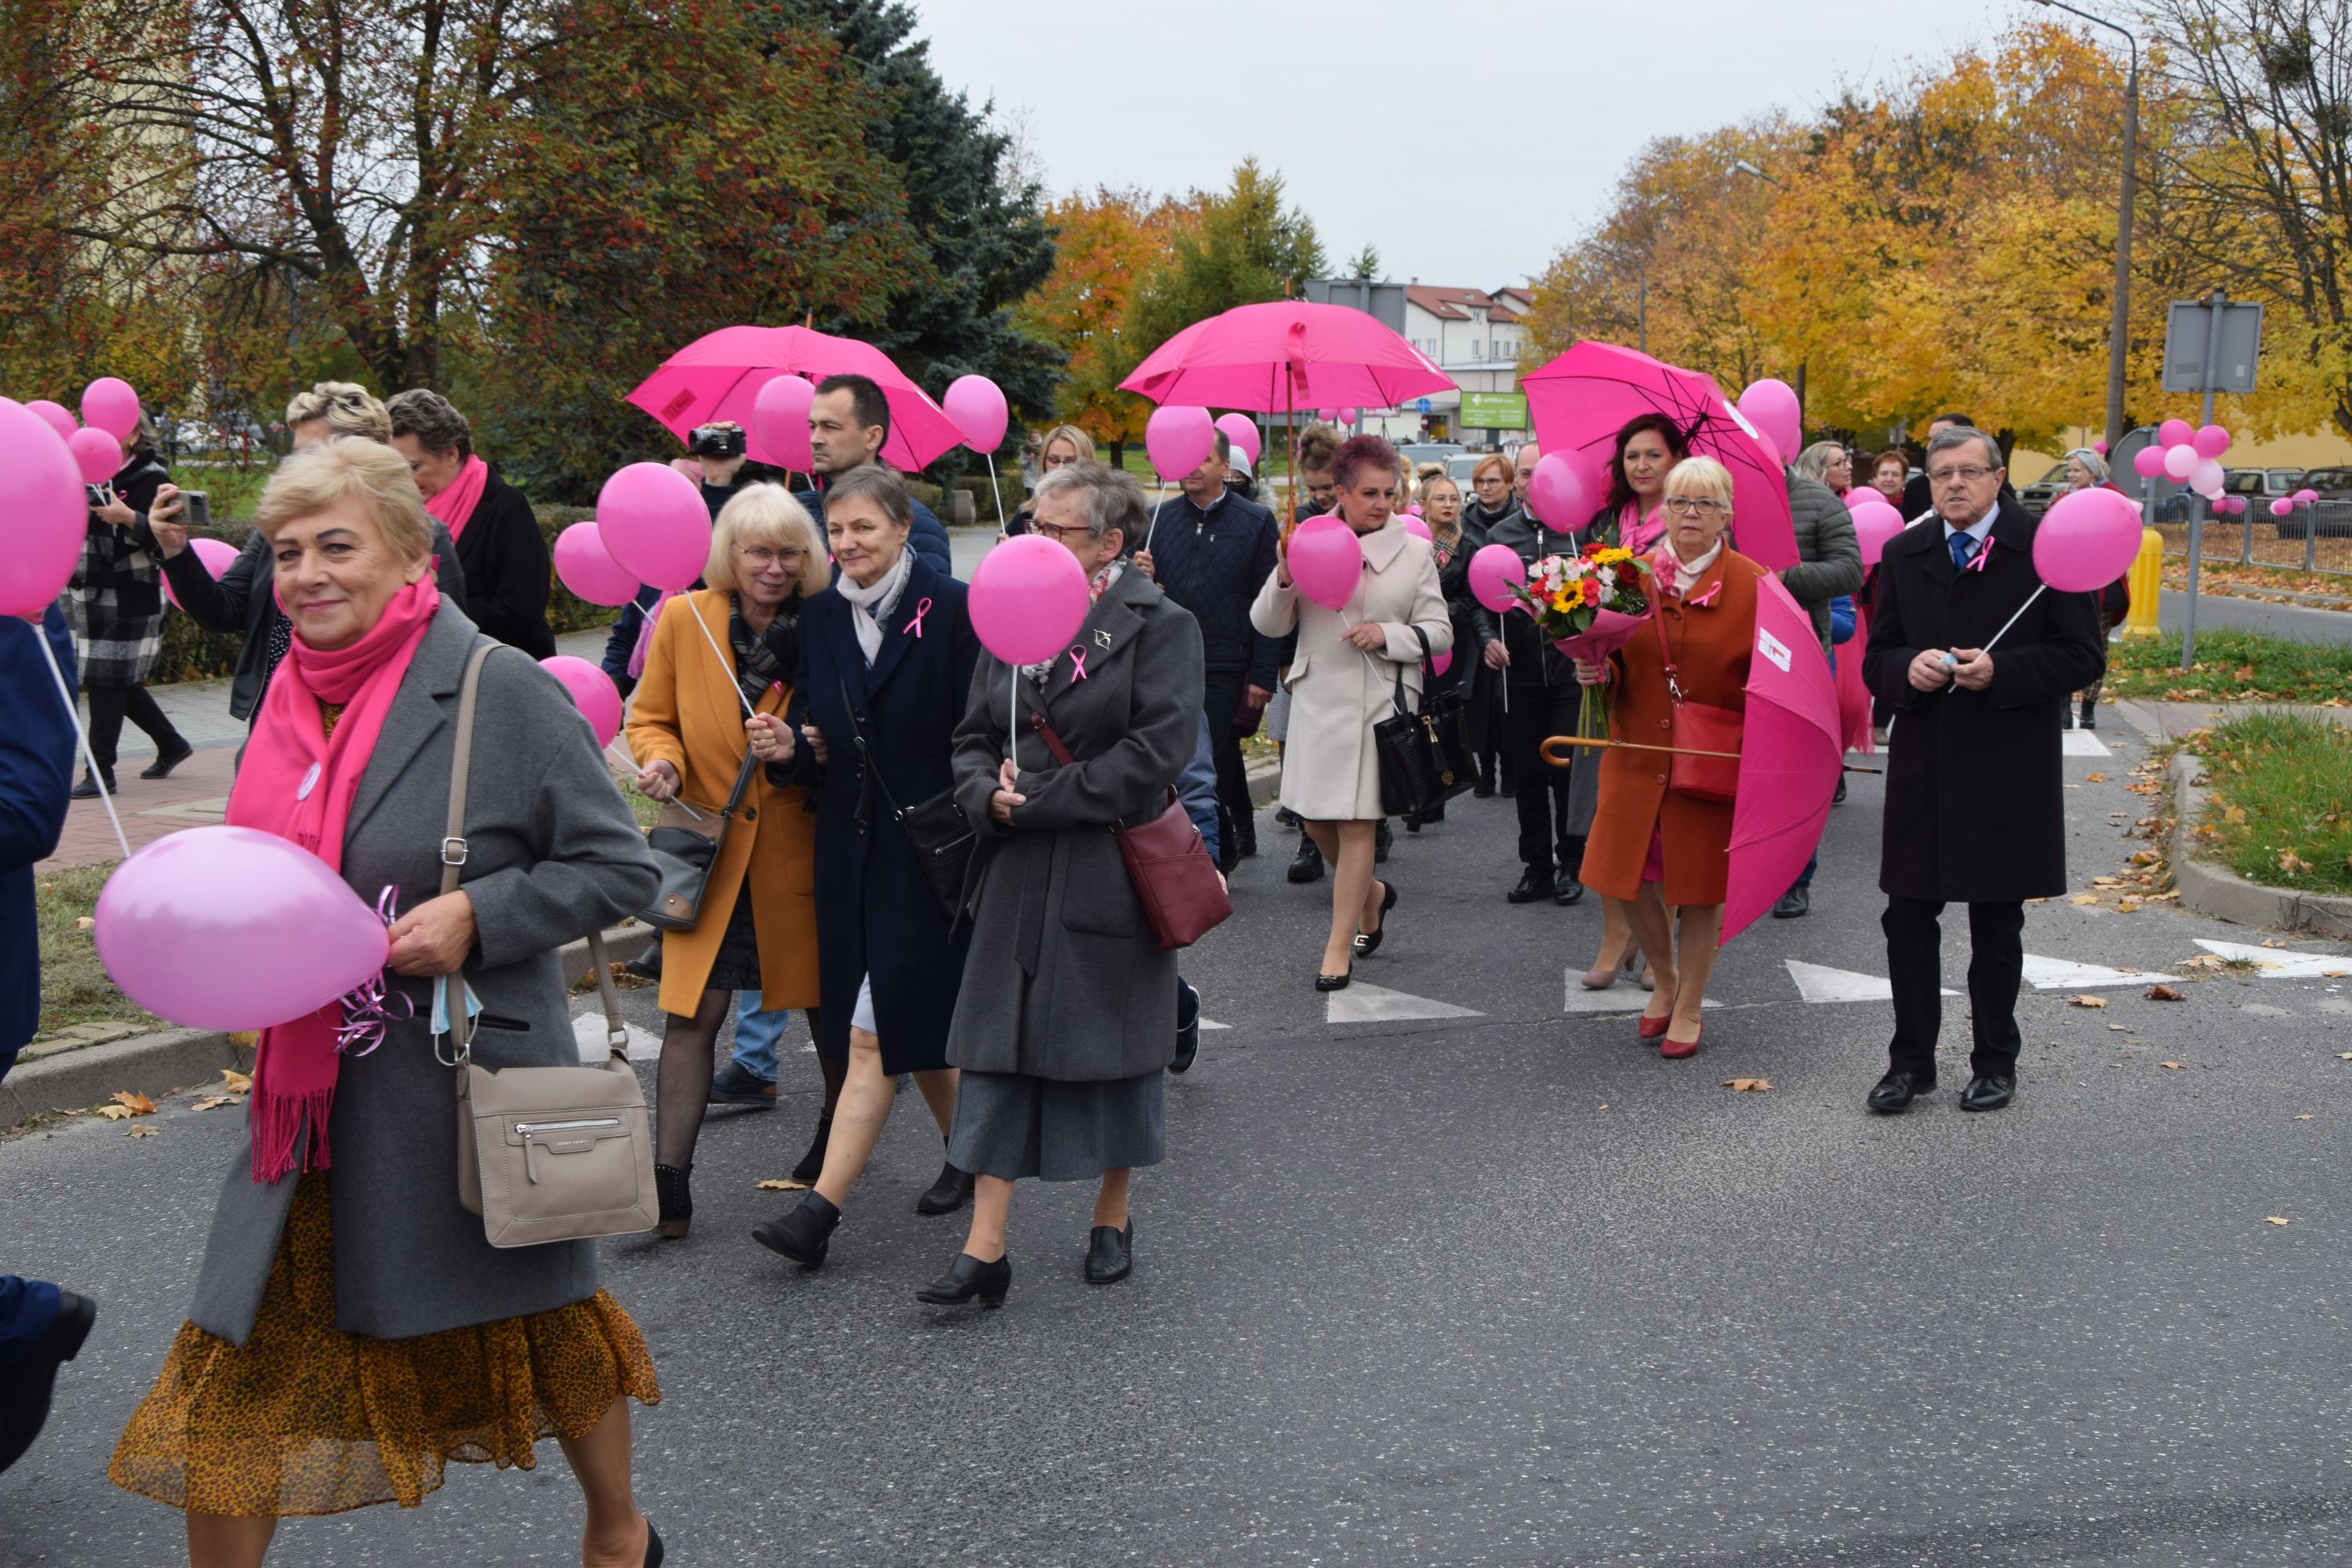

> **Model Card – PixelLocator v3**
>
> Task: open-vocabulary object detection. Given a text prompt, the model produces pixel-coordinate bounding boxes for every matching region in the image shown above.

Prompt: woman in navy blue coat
[749,464,981,1272]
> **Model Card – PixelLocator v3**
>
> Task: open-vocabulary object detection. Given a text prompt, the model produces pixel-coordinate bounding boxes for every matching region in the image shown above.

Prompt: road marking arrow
[2021,954,2161,989]
[1326,983,1484,1025]
[1785,960,1958,1004]
[2194,939,2352,978]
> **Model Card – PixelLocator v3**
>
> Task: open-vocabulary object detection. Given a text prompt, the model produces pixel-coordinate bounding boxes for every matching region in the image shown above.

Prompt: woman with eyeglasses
[626,485,827,1238]
[1795,441,1852,495]
[1005,424,1098,536]
[1573,457,1768,1059]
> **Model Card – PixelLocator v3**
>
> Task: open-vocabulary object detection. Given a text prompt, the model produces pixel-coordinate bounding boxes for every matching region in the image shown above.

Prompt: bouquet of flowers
[1508,544,1654,738]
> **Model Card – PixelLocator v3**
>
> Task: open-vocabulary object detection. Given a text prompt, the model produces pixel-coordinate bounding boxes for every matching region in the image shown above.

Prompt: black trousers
[1882,895,2025,1079]
[1503,677,1582,873]
[85,683,185,775]
[1200,671,1257,854]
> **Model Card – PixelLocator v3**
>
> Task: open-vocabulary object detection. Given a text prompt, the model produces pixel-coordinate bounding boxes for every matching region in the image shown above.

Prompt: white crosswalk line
[2062,729,2111,757]
[1200,1019,1232,1031]
[1786,960,1957,1004]
[2193,939,2352,978]
[1559,971,1719,1014]
[573,1012,663,1062]
[1326,983,1484,1025]
[2020,954,2161,989]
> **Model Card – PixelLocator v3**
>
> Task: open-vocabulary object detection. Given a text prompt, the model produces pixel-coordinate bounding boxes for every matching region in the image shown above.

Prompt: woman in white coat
[1251,434,1451,991]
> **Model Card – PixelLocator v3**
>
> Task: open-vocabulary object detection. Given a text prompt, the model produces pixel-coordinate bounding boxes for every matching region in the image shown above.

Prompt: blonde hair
[1472,452,1515,488]
[1039,424,1096,466]
[285,381,393,443]
[1662,454,1736,510]
[256,437,432,563]
[706,483,830,598]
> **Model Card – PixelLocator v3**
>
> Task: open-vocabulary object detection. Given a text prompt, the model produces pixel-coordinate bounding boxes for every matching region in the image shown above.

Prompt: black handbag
[1373,628,1473,827]
[639,750,759,931]
[840,677,975,920]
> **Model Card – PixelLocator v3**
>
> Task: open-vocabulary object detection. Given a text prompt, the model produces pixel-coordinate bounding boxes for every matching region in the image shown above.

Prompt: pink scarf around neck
[424,455,490,543]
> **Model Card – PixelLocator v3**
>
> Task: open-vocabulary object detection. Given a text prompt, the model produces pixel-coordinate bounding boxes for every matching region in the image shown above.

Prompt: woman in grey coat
[108,440,666,1567]
[924,461,1206,1308]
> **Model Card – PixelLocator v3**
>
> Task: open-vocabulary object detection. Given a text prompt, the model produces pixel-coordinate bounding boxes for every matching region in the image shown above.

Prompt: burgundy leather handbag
[1028,710,1232,950]
[1650,604,1743,804]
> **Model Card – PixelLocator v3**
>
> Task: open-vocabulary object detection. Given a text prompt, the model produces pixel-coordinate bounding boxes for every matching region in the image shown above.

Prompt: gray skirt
[948,1069,1166,1183]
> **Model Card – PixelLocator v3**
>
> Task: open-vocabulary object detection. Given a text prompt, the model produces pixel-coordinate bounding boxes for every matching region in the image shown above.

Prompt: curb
[2168,751,2352,938]
[5,920,662,1126]
[1247,759,1280,808]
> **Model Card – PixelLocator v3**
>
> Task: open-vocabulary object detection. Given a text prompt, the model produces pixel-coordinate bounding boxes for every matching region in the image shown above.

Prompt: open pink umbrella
[1120,300,1454,412]
[1522,341,1798,571]
[624,325,964,470]
[1722,574,1844,940]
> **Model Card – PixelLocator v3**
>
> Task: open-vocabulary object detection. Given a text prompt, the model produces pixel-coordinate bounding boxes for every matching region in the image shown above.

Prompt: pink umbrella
[624,325,964,470]
[1522,341,1798,571]
[1120,300,1454,413]
[1722,574,1844,941]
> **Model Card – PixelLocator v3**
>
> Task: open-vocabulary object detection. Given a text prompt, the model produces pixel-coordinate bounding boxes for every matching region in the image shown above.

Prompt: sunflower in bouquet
[1507,544,1654,738]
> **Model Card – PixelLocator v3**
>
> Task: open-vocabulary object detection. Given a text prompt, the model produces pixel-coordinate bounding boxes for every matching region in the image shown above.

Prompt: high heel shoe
[752,1191,840,1269]
[1352,880,1400,957]
[643,1518,665,1566]
[1660,1022,1703,1059]
[1636,1011,1671,1040]
[1315,960,1353,993]
[1581,943,1641,991]
[916,1250,1012,1307]
[654,1163,691,1240]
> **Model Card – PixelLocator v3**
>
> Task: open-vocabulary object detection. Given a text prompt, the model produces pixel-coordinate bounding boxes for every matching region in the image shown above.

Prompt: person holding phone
[65,411,191,797]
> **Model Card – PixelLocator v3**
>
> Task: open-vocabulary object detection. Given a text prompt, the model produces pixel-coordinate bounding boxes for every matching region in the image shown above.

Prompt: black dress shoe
[68,770,113,800]
[1833,775,1847,805]
[643,1517,663,1568]
[1315,961,1352,993]
[0,1290,95,1476]
[1866,1069,1936,1114]
[1772,886,1810,920]
[1287,836,1325,884]
[1084,1223,1133,1284]
[707,1062,777,1105]
[790,1110,833,1183]
[1553,874,1584,906]
[1352,880,1399,956]
[753,1192,840,1268]
[1959,1073,2016,1112]
[1374,818,1392,862]
[1171,979,1200,1074]
[138,741,194,780]
[916,1251,1012,1307]
[915,1159,975,1216]
[654,1163,691,1240]
[1507,866,1555,904]
[1275,806,1299,827]
[2078,702,2097,731]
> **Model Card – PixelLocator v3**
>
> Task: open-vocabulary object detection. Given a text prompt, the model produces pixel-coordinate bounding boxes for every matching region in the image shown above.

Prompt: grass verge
[34,863,156,1040]
[2185,711,2352,896]
[2103,630,2352,706]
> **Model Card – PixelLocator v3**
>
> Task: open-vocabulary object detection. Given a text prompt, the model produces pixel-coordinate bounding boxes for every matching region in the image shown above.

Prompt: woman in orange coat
[1574,456,1766,1060]
[627,485,824,1236]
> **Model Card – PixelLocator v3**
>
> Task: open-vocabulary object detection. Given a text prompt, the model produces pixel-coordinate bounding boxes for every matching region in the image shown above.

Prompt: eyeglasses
[1927,465,1997,486]
[735,546,806,568]
[1664,497,1730,516]
[1033,522,1100,543]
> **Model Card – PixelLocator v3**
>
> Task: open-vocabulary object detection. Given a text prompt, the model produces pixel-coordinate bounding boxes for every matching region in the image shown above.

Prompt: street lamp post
[1730,160,1804,417]
[2032,0,2139,452]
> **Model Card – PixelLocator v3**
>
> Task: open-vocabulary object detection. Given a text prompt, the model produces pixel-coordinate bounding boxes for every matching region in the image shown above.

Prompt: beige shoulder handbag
[441,644,659,1248]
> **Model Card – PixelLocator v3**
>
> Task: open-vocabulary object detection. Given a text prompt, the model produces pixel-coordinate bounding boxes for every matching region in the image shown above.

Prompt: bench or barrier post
[2122,526,2165,639]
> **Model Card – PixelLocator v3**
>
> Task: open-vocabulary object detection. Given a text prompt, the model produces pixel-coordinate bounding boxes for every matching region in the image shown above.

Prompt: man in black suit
[1861,427,2105,1113]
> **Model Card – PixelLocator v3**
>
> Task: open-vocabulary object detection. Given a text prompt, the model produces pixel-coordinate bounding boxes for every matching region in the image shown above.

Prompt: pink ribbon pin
[1968,537,1994,572]
[337,887,416,1057]
[1685,581,1723,607]
[1068,645,1088,681]
[902,596,932,637]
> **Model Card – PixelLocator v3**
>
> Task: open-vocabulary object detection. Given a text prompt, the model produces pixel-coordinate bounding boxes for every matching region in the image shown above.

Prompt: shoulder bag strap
[1650,598,1686,706]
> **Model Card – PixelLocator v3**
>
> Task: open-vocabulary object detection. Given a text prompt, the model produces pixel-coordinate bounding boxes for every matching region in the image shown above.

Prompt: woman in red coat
[1574,456,1767,1059]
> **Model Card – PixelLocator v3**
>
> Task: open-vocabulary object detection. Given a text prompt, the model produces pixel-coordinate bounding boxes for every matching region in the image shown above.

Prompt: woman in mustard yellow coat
[627,485,824,1236]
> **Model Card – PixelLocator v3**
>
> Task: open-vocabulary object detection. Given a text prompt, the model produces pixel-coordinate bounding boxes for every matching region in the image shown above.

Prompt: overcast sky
[913,0,2049,289]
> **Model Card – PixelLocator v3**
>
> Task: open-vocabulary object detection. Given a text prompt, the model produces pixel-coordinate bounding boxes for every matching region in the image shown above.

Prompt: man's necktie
[1948,532,1978,572]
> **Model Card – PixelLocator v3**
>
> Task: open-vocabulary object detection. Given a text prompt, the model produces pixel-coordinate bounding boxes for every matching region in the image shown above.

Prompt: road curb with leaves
[2169,751,2352,938]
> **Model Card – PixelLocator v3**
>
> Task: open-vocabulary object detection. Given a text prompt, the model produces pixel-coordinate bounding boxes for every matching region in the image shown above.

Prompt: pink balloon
[2092,439,2111,456]
[2295,488,2319,504]
[68,426,121,487]
[597,462,711,590]
[749,374,815,473]
[0,397,89,617]
[1338,407,1359,424]
[1736,379,1802,463]
[25,399,77,443]
[1432,648,1454,677]
[2034,487,2144,592]
[1316,408,1341,423]
[2131,447,2165,479]
[2161,444,2199,481]
[2189,458,2226,498]
[80,376,140,441]
[1848,499,1905,568]
[943,374,1010,452]
[540,655,624,747]
[554,521,641,607]
[94,825,389,1031]
[1468,542,1525,615]
[2158,419,2195,449]
[1214,412,1261,466]
[1145,405,1215,481]
[161,536,239,610]
[1287,517,1365,611]
[971,533,1089,665]
[2271,497,2294,517]
[1402,514,1432,540]
[1526,452,1590,528]
[2191,424,2231,459]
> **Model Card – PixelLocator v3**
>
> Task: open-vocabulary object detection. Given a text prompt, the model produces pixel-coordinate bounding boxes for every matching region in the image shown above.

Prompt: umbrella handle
[1540,735,1741,764]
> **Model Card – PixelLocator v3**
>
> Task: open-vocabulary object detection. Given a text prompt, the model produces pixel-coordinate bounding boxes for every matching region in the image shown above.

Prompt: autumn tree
[1124,158,1325,364]
[1014,187,1195,464]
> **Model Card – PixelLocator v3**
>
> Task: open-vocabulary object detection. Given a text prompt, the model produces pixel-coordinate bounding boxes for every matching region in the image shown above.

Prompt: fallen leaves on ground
[74,916,93,931]
[191,1094,241,1111]
[2296,1114,2316,1120]
[2224,805,2249,824]
[127,1124,158,1138]
[2116,897,2143,913]
[2129,850,2162,866]
[97,1091,156,1120]
[2279,850,2314,873]
[1722,1078,1773,1091]
[2071,894,2101,906]
[2147,983,2186,1001]
[2160,1061,2185,1069]
[2092,876,2124,887]
[2267,1216,2292,1225]
[218,1068,252,1094]
[2177,954,2227,972]
[2068,995,2110,1008]
[753,1178,809,1192]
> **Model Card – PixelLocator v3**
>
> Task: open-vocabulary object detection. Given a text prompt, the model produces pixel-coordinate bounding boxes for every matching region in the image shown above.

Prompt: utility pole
[2033,0,2139,451]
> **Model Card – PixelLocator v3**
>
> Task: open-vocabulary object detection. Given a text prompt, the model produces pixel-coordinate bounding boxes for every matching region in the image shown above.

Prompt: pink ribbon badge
[902,596,932,637]
[1968,537,1994,572]
[337,886,416,1057]
[1068,645,1088,681]
[1685,581,1723,608]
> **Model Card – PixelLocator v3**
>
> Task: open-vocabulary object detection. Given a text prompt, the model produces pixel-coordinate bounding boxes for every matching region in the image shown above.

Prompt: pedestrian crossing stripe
[1559,972,1720,1014]
[2020,955,2157,989]
[1785,960,1958,1004]
[1326,983,1485,1025]
[2061,729,2111,757]
[2193,939,2352,978]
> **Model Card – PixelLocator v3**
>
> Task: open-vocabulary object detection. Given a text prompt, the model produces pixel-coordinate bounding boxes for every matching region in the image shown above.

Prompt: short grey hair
[385,387,474,461]
[1926,425,2002,472]
[2063,447,2109,485]
[1033,459,1147,542]
[823,462,913,528]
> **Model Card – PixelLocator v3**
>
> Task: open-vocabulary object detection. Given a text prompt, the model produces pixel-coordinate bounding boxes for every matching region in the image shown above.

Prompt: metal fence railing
[2154,503,2352,577]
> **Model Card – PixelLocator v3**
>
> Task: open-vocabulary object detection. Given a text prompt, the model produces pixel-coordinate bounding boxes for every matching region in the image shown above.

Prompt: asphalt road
[2159,588,2352,644]
[6,710,2352,1566]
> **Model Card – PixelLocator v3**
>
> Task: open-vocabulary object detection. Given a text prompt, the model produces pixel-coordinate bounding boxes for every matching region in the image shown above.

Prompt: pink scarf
[423,455,490,543]
[227,577,442,1182]
[1621,502,1667,556]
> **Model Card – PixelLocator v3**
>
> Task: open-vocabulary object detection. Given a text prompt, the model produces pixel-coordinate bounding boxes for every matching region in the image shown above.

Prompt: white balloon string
[986,452,1009,539]
[36,629,132,860]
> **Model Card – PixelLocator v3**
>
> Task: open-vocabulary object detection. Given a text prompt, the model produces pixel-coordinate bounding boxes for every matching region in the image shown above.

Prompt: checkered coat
[64,450,172,688]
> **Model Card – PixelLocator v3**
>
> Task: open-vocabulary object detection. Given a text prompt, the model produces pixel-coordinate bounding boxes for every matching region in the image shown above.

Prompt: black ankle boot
[655,1163,691,1240]
[790,1110,833,1183]
[915,1157,975,1216]
[916,1251,1012,1308]
[753,1191,840,1269]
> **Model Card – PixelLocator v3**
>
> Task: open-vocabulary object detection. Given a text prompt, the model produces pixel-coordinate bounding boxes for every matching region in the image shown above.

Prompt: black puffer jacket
[1467,495,1587,687]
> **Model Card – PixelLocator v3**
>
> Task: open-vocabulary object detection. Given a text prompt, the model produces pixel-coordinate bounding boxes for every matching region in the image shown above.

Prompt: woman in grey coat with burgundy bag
[924,460,1207,1308]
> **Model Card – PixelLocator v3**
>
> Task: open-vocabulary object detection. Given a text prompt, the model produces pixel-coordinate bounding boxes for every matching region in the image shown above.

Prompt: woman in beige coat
[1250,434,1450,991]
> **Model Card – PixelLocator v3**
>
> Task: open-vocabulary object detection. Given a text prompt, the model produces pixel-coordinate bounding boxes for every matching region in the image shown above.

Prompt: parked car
[2016,461,2071,517]
[2223,467,2307,502]
[1445,453,1481,489]
[1397,442,1465,470]
[2280,466,2352,538]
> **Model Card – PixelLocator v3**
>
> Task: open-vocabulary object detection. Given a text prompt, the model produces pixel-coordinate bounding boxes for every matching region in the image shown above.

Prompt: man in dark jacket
[1861,427,2104,1116]
[1897,414,2018,519]
[1131,429,1280,862]
[1770,467,1865,919]
[1476,499,1589,906]
[804,374,953,575]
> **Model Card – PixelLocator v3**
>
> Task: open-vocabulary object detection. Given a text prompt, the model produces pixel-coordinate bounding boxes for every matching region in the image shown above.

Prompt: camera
[183,491,212,529]
[688,423,747,460]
